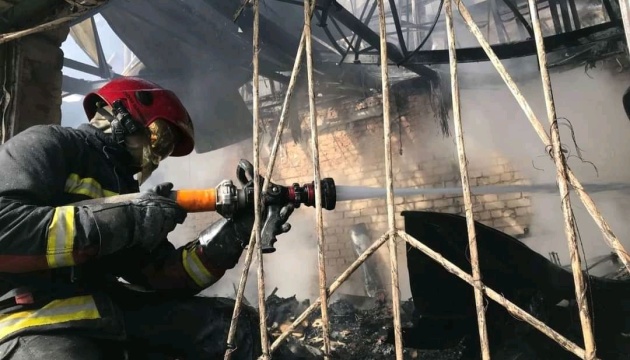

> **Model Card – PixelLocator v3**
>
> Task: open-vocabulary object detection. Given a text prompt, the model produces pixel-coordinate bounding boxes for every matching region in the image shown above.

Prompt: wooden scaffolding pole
[527,0,596,357]
[250,0,271,357]
[223,2,317,358]
[444,0,491,358]
[0,4,102,45]
[304,0,332,357]
[376,0,404,358]
[453,0,630,272]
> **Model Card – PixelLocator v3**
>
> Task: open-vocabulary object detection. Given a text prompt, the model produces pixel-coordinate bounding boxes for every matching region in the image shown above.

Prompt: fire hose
[73,159,337,253]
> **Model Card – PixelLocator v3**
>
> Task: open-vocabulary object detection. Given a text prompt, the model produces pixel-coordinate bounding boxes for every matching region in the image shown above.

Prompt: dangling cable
[397,0,445,66]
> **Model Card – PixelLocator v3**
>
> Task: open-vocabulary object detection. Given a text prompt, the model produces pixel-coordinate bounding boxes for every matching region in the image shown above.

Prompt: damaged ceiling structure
[1,0,630,359]
[56,0,627,152]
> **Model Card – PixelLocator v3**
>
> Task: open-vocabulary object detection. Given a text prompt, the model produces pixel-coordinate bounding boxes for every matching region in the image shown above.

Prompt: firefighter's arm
[125,215,254,292]
[0,125,96,272]
[0,126,185,273]
[125,207,292,292]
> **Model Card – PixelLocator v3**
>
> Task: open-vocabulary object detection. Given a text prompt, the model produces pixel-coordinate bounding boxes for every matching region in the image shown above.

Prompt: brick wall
[169,85,533,298]
[257,87,533,296]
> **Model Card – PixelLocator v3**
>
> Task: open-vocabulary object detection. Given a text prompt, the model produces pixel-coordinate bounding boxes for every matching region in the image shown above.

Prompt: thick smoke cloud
[457,57,630,269]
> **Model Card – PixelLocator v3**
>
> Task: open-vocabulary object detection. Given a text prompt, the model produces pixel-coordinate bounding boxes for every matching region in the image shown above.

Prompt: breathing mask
[127,119,177,185]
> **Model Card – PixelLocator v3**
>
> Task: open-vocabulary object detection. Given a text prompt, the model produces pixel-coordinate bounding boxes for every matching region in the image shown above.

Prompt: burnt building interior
[1,0,630,359]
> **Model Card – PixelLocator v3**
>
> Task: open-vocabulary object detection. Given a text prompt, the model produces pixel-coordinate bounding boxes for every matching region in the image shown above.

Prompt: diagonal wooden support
[453,0,630,273]
[398,230,596,359]
[0,4,103,45]
[527,0,596,357]
[444,0,490,357]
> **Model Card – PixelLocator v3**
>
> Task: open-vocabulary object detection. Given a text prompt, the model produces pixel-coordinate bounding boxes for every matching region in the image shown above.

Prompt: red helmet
[83,77,195,157]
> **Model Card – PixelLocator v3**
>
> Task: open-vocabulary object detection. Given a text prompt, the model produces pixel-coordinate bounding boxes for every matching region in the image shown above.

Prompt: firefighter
[0,77,293,359]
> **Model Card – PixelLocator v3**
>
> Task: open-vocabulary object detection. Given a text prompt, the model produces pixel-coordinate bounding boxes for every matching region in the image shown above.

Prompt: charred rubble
[265,289,464,360]
[262,224,468,358]
[265,212,630,359]
[400,211,630,360]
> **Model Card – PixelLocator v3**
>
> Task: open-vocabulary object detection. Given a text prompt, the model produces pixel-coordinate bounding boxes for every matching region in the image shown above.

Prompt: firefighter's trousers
[0,295,261,360]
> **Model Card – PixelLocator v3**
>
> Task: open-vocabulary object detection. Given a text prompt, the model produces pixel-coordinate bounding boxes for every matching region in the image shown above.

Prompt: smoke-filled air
[132,55,630,303]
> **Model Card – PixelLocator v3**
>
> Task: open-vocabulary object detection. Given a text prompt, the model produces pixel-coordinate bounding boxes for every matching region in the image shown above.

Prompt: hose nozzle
[286,178,337,210]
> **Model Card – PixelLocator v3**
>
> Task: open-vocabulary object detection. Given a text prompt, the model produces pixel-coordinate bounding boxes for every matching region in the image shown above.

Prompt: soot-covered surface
[266,291,465,359]
[402,211,630,359]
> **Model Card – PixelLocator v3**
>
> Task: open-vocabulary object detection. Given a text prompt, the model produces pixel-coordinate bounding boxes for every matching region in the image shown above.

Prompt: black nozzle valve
[287,178,336,210]
[320,178,336,210]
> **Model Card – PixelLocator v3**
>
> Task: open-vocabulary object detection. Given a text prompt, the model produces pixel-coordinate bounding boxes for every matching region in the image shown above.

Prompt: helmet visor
[147,119,177,160]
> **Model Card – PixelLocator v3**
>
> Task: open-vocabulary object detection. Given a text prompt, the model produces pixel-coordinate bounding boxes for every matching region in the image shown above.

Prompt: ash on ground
[265,289,464,359]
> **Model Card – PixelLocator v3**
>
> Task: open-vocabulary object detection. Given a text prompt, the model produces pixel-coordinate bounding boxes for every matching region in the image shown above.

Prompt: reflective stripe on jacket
[0,124,136,340]
[0,295,100,340]
[0,124,226,341]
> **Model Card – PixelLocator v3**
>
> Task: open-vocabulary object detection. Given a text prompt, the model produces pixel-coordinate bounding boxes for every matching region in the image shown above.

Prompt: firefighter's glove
[131,183,187,250]
[89,182,187,257]
[197,211,254,269]
[197,204,294,269]
[148,182,175,197]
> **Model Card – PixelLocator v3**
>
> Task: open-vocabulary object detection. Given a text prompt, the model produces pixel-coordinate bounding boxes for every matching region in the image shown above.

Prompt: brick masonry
[257,90,533,295]
[170,86,533,298]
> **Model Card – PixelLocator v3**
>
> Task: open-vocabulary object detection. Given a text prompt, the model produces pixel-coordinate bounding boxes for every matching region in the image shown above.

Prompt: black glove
[89,182,187,256]
[131,182,187,250]
[197,203,294,269]
[149,182,176,197]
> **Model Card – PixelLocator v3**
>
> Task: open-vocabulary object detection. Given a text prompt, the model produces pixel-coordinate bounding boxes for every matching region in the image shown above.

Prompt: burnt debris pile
[265,289,464,359]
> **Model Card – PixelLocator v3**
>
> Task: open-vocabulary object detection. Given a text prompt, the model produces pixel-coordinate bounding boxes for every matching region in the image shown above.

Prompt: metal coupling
[215,180,239,219]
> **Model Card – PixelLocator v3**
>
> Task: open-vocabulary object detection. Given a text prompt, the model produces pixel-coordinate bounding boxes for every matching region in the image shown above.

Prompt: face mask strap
[97,100,146,145]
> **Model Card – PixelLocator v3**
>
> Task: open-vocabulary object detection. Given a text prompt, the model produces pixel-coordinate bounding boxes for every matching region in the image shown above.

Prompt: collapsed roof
[56,0,626,152]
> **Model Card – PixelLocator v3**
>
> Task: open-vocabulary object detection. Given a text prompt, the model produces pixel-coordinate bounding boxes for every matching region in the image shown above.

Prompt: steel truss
[280,0,624,66]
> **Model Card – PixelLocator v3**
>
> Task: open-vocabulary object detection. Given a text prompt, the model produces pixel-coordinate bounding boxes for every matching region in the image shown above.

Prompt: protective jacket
[0,124,224,343]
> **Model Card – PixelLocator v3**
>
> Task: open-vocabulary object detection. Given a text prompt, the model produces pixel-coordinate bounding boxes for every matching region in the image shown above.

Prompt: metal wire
[453,0,630,273]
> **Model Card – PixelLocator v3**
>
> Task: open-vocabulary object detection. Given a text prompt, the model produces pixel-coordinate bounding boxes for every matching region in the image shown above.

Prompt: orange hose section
[174,189,217,212]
